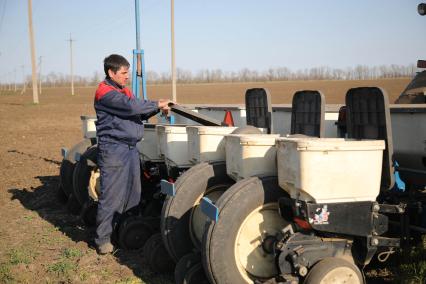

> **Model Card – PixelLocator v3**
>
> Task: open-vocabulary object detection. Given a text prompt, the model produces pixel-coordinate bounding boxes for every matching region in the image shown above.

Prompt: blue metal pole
[133,0,142,99]
[132,49,139,98]
[141,50,147,100]
[133,0,148,101]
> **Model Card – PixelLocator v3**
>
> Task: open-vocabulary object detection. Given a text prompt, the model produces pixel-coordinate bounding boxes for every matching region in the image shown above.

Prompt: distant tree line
[0,64,417,89]
[147,64,416,84]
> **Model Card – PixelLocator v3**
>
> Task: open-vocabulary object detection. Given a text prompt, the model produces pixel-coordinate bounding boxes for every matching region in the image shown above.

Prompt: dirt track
[0,79,409,283]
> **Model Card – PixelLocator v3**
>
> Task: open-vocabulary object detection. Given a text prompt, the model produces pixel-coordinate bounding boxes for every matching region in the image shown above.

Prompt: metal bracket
[378,203,406,214]
[370,236,400,247]
[160,179,176,196]
[61,148,68,158]
[200,197,219,222]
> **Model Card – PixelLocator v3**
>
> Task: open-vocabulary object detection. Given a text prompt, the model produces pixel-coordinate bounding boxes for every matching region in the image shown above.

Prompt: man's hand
[158,99,173,110]
[158,99,174,115]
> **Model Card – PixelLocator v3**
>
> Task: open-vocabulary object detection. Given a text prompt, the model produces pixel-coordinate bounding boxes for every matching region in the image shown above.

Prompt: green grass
[0,263,13,283]
[78,270,89,282]
[0,247,38,283]
[99,267,113,279]
[23,215,34,221]
[62,247,83,259]
[115,277,144,284]
[394,235,426,283]
[46,259,77,277]
[45,247,84,280]
[8,248,36,265]
[397,246,426,283]
[39,227,66,246]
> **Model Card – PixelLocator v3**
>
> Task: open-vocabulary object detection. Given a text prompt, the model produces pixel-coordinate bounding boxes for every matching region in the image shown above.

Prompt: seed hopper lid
[186,125,238,135]
[226,134,280,146]
[156,124,188,133]
[276,137,385,151]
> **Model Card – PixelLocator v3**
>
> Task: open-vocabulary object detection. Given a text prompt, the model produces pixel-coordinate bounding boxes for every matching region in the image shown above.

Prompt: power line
[14,68,16,92]
[20,65,26,94]
[68,33,75,96]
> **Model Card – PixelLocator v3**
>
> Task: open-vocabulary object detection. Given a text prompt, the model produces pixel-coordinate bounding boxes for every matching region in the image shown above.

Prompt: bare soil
[0,79,410,283]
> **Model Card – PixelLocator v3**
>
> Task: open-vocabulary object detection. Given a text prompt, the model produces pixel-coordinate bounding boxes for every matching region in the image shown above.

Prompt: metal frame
[132,0,147,100]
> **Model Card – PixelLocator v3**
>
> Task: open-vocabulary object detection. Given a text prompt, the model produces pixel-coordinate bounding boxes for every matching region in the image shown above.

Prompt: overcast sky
[0,0,425,83]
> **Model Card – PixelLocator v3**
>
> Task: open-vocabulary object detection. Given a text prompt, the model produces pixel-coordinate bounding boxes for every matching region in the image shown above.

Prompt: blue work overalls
[94,78,159,247]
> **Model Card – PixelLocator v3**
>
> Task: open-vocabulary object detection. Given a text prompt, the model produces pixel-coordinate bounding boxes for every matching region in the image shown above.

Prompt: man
[94,54,171,254]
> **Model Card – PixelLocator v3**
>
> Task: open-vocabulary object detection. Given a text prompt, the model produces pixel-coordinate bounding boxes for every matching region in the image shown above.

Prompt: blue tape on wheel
[61,148,68,158]
[200,196,219,222]
[161,179,176,196]
[74,152,81,162]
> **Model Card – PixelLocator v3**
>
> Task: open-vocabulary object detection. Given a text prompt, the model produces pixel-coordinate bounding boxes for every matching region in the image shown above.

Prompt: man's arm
[96,90,159,118]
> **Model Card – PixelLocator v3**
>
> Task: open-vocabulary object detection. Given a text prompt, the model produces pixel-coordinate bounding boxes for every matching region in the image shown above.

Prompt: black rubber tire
[118,216,155,250]
[142,232,161,257]
[231,125,262,134]
[80,200,98,227]
[56,184,68,204]
[72,145,98,206]
[161,162,234,262]
[174,252,201,284]
[183,263,209,284]
[59,139,92,199]
[143,233,175,273]
[304,257,363,284]
[202,176,288,284]
[66,194,82,215]
[143,198,163,217]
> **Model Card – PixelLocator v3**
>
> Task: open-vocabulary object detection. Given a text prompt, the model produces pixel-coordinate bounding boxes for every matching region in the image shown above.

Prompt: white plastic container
[186,126,237,164]
[276,137,385,203]
[137,124,162,162]
[156,125,191,168]
[80,116,97,139]
[225,134,280,181]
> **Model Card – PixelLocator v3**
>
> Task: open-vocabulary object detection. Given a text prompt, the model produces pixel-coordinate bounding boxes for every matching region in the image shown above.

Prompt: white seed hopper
[226,134,280,181]
[276,137,385,203]
[186,126,238,164]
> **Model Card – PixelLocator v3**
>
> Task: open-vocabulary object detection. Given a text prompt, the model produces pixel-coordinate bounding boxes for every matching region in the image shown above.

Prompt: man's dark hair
[104,54,130,78]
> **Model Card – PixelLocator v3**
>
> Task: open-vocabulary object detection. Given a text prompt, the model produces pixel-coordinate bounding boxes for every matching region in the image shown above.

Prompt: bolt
[371,238,379,246]
[298,265,308,277]
[373,204,380,212]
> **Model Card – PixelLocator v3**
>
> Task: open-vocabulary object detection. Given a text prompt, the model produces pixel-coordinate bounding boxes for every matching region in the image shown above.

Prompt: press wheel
[118,216,154,250]
[143,233,174,273]
[174,252,201,284]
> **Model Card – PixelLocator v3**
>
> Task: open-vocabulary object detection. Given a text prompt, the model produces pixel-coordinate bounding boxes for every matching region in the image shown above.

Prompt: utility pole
[14,69,17,92]
[27,0,39,103]
[68,33,75,96]
[8,72,11,91]
[38,56,42,94]
[171,0,176,102]
[21,65,26,95]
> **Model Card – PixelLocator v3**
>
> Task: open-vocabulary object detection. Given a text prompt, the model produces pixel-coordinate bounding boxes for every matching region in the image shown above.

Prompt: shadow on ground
[8,175,173,283]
